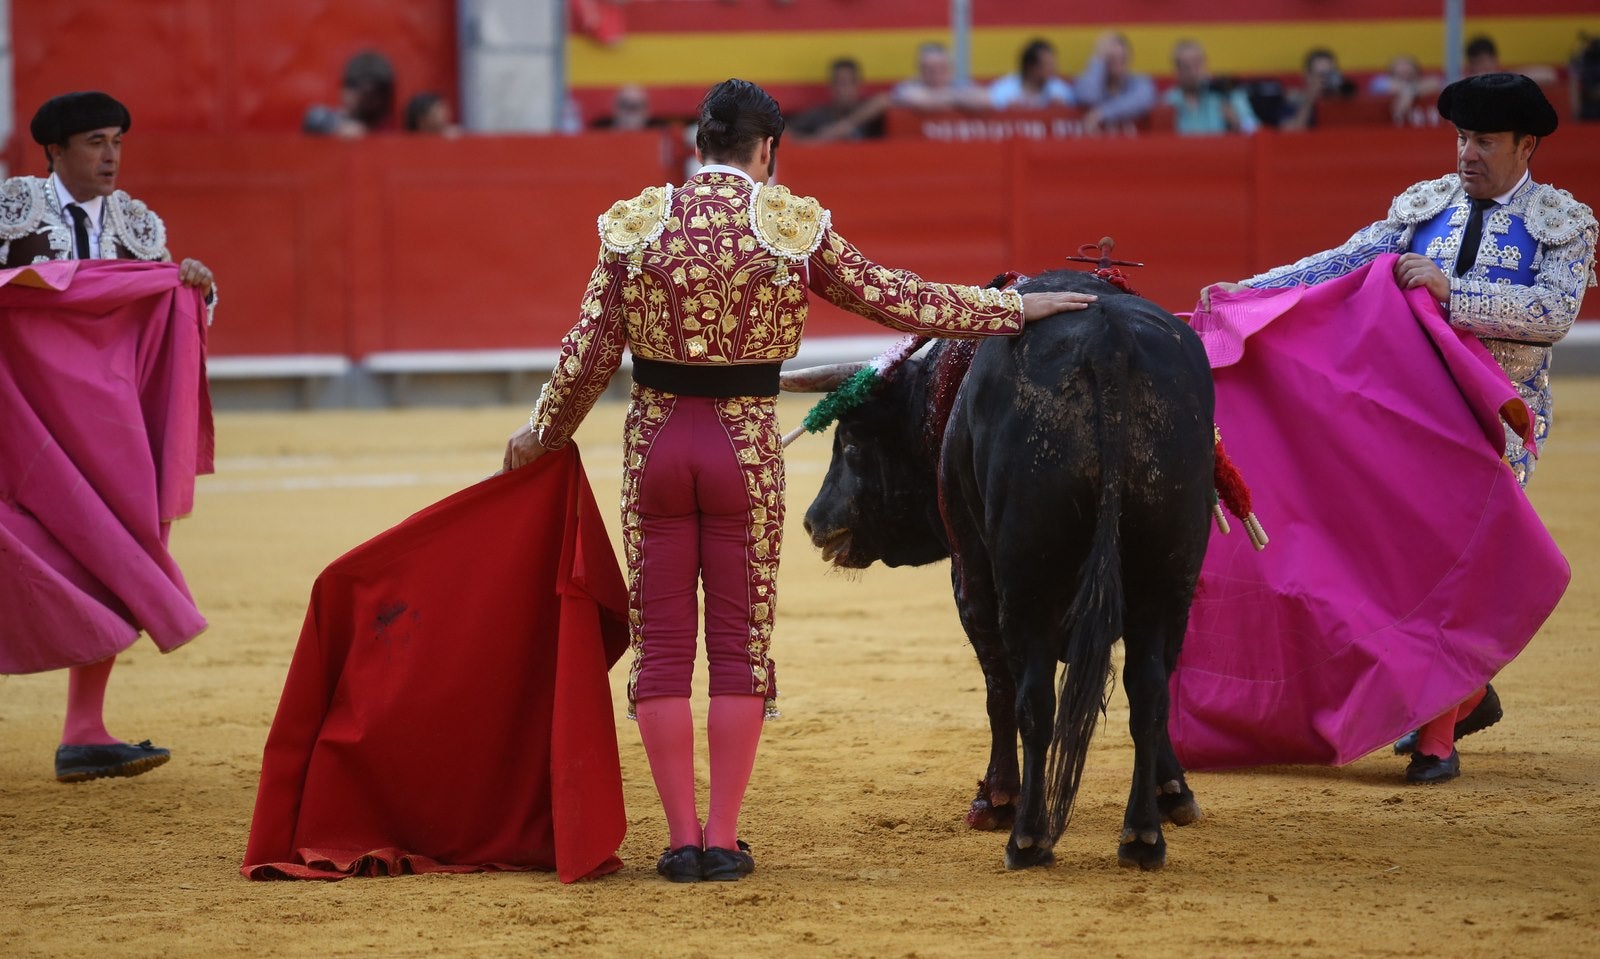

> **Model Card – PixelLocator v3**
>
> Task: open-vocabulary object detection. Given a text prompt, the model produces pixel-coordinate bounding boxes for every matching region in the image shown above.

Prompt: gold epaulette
[598,185,672,276]
[750,184,830,261]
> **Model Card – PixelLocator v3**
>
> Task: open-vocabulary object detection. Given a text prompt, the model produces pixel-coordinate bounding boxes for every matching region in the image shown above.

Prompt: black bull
[782,270,1216,870]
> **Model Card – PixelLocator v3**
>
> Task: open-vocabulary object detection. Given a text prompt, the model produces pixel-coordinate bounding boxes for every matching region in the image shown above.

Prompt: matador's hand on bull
[1021,290,1098,322]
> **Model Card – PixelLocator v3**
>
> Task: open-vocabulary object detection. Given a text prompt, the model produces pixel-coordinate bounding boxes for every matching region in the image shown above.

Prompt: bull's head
[780,352,953,571]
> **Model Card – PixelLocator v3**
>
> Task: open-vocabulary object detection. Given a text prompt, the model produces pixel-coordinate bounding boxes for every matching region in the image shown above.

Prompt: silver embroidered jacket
[0,175,171,266]
[1243,173,1597,346]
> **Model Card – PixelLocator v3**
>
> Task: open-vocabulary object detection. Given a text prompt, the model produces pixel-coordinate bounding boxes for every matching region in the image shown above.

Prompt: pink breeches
[622,386,783,709]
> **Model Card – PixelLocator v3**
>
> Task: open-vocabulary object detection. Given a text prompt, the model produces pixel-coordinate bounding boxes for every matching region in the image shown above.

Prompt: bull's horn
[778,361,869,393]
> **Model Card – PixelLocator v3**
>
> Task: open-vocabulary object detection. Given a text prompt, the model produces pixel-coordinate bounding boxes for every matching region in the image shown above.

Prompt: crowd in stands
[305,33,1595,142]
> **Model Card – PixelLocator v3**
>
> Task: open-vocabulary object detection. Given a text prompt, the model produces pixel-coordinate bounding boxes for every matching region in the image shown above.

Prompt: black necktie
[1454,197,1495,277]
[65,203,91,260]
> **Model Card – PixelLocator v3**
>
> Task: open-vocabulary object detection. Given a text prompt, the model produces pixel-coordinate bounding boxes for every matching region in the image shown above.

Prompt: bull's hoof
[966,797,1016,831]
[966,780,1017,831]
[1004,839,1056,871]
[1116,827,1167,871]
[1157,779,1203,826]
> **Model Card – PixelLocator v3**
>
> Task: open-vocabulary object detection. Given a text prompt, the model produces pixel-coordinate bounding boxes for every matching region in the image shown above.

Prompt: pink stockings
[1417,686,1488,759]
[63,656,120,746]
[636,694,765,851]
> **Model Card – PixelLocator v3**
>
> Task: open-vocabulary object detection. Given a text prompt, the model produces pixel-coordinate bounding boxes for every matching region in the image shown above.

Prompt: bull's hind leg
[1118,634,1172,871]
[1005,654,1058,870]
[948,521,1019,832]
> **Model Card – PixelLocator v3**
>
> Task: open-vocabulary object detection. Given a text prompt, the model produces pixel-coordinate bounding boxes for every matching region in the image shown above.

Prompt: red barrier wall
[71,126,1600,359]
[13,1,458,136]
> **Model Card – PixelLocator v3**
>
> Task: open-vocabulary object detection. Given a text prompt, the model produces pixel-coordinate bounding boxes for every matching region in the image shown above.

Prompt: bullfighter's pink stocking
[636,696,702,849]
[1416,709,1456,760]
[704,694,765,851]
[62,657,118,746]
[1417,685,1487,759]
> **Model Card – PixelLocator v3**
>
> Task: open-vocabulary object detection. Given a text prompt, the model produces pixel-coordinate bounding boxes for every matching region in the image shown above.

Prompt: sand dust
[3,385,1598,958]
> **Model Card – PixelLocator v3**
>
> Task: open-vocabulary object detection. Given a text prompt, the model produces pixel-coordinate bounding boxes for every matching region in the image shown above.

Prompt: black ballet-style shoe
[1404,749,1461,784]
[701,840,755,881]
[54,740,171,784]
[1394,684,1503,755]
[656,845,704,883]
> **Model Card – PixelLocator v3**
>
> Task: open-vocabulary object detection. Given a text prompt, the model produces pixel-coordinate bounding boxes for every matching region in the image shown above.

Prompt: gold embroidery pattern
[621,383,674,715]
[625,172,810,364]
[810,229,1024,337]
[713,395,784,710]
[530,251,628,449]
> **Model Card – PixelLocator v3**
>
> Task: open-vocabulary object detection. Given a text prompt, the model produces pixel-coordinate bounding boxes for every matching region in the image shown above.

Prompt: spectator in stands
[1465,36,1501,76]
[1162,39,1258,135]
[1369,55,1443,127]
[593,84,663,131]
[1073,31,1157,133]
[1467,35,1558,85]
[989,38,1076,110]
[891,41,989,111]
[1573,35,1600,121]
[789,58,889,142]
[1279,47,1356,131]
[303,50,396,138]
[1,91,218,784]
[403,92,461,137]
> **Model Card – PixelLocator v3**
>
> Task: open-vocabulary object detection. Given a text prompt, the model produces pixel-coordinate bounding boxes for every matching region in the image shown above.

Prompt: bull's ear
[778,361,869,393]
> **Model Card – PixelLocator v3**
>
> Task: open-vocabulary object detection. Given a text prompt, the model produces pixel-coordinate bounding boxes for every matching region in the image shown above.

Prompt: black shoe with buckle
[656,845,703,883]
[1394,684,1504,755]
[702,840,754,881]
[1404,749,1461,784]
[55,740,171,784]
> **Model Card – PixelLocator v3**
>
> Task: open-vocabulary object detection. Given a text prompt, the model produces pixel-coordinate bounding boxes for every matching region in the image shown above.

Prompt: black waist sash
[631,357,782,397]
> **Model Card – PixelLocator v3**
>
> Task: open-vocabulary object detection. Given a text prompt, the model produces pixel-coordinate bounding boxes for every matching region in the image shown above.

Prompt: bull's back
[946,275,1214,582]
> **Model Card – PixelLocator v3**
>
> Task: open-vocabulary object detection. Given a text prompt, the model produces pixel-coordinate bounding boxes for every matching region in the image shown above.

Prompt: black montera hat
[1436,72,1558,137]
[30,91,132,145]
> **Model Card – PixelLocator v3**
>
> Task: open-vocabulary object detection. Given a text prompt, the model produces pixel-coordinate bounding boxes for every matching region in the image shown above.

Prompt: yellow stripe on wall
[568,16,1598,87]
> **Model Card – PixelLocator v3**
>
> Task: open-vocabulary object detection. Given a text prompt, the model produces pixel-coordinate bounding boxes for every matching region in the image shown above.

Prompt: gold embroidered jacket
[532,170,1024,448]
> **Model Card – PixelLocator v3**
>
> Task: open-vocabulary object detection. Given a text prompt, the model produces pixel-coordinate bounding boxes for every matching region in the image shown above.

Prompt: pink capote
[0,260,212,675]
[1169,255,1570,769]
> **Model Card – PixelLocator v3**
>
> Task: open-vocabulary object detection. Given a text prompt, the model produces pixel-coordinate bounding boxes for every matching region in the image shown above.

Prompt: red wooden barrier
[69,126,1600,359]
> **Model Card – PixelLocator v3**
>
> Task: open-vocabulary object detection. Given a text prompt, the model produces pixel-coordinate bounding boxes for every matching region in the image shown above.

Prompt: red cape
[242,445,631,882]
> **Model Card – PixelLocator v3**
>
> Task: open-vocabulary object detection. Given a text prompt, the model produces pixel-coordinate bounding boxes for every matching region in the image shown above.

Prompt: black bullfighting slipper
[1404,749,1461,784]
[656,845,704,883]
[54,740,171,784]
[1393,684,1504,755]
[701,840,755,882]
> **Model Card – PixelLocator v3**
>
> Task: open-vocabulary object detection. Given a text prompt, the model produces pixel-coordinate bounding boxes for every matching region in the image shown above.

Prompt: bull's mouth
[814,528,865,568]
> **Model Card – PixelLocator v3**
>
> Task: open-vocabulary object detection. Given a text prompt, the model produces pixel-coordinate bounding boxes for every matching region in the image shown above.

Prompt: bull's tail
[1044,340,1127,844]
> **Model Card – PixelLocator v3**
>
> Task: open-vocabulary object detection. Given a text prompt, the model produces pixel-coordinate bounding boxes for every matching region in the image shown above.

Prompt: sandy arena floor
[3,382,1598,958]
